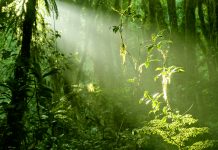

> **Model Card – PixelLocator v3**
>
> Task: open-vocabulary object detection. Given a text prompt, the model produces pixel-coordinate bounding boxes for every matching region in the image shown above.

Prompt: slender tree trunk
[184,0,200,114]
[148,0,157,32]
[156,0,167,30]
[213,0,218,73]
[185,0,197,82]
[198,0,208,39]
[3,0,37,149]
[141,0,148,23]
[167,0,178,33]
[198,0,218,80]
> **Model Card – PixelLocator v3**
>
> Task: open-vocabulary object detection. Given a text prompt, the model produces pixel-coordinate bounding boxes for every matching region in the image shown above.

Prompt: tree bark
[167,0,178,33]
[156,0,167,30]
[184,0,200,115]
[198,0,218,80]
[3,0,37,149]
[148,0,157,32]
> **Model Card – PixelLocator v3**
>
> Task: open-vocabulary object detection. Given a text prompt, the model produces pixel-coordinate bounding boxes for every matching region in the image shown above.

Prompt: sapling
[135,32,216,150]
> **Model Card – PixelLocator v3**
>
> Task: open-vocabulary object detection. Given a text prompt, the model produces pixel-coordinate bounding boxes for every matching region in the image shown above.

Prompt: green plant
[135,32,216,150]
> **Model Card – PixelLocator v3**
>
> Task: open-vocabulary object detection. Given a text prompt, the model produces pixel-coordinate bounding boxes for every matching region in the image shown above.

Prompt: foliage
[0,0,218,149]
[135,33,216,150]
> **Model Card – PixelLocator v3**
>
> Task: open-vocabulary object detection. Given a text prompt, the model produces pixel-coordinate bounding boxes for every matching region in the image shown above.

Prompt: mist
[47,1,149,88]
[53,1,120,61]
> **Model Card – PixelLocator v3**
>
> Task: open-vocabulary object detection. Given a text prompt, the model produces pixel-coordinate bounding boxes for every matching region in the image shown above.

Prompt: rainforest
[0,0,218,149]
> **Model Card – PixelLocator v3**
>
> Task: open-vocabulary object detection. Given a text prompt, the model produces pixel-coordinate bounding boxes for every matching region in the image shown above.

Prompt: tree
[3,0,37,149]
[2,0,58,149]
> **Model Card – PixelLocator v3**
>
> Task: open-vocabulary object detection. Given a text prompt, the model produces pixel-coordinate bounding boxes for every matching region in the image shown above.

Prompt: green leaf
[42,68,59,78]
[41,114,48,119]
[162,107,168,115]
[145,99,151,105]
[127,77,136,83]
[112,25,120,33]
[155,67,163,71]
[145,61,150,68]
[139,98,144,104]
[147,44,154,53]
[138,63,145,73]
[151,34,157,42]
[0,82,11,90]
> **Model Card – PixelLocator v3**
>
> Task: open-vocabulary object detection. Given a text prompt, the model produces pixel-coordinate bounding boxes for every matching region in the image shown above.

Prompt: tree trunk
[3,0,37,149]
[215,1,218,69]
[184,0,200,115]
[167,0,178,33]
[148,0,157,32]
[198,0,218,81]
[156,0,167,30]
[185,0,197,81]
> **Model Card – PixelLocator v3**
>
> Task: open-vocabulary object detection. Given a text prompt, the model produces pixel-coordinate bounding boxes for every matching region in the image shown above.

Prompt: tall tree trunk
[148,0,157,32]
[185,0,197,83]
[3,0,37,149]
[198,0,217,81]
[156,0,167,30]
[184,0,200,114]
[166,0,179,63]
[213,0,218,74]
[167,0,178,33]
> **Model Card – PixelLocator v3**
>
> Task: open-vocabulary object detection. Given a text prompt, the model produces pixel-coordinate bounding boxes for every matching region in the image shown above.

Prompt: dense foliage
[0,0,218,149]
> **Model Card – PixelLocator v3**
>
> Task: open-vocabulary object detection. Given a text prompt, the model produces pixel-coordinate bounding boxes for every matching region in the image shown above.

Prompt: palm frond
[50,0,58,19]
[44,0,51,15]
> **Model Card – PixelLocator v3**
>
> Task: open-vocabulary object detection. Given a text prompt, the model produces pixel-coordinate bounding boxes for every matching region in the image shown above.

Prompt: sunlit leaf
[138,63,145,73]
[87,83,95,92]
[139,97,144,104]
[127,78,136,83]
[146,99,151,105]
[41,115,48,119]
[151,34,157,42]
[155,67,163,71]
[144,61,149,69]
[143,91,150,99]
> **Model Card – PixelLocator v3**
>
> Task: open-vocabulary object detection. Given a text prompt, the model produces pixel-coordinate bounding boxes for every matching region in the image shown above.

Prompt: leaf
[112,25,120,33]
[155,67,163,71]
[51,0,59,19]
[42,68,59,78]
[143,91,150,99]
[152,93,160,99]
[154,73,161,81]
[138,63,145,73]
[145,61,150,68]
[41,114,48,119]
[87,83,95,92]
[127,78,136,83]
[38,84,53,98]
[147,44,154,53]
[162,106,168,115]
[151,34,157,42]
[44,0,50,15]
[139,98,144,104]
[1,50,11,59]
[55,31,61,38]
[146,99,151,105]
[0,83,11,90]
